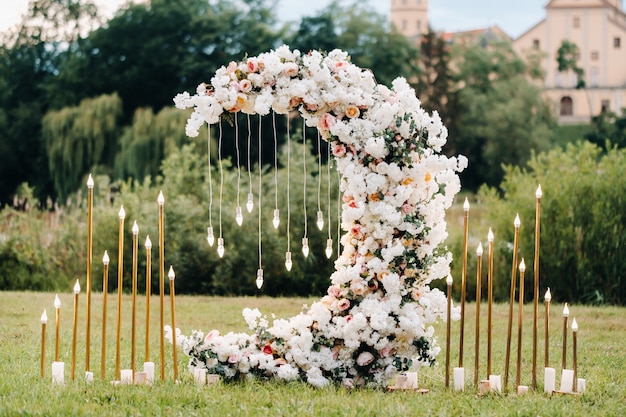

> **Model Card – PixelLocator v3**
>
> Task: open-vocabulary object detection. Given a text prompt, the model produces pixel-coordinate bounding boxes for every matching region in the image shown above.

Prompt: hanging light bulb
[235,206,243,226]
[217,237,225,258]
[302,237,309,258]
[206,227,215,246]
[272,209,280,229]
[316,210,324,231]
[255,268,264,289]
[246,192,254,213]
[325,238,333,259]
[285,251,292,271]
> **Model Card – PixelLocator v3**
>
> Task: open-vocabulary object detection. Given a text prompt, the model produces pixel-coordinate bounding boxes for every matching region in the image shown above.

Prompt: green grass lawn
[1,291,625,416]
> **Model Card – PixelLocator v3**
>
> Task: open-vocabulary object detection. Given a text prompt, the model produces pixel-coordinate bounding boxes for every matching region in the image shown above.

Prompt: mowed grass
[1,291,625,416]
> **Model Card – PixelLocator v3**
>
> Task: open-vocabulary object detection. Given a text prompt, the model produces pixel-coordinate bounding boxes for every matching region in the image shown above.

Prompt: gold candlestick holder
[101,251,110,379]
[85,174,94,373]
[145,236,152,363]
[474,242,483,387]
[158,191,165,380]
[505,214,520,391]
[41,310,47,378]
[459,198,469,368]
[71,279,80,380]
[131,221,139,380]
[168,266,179,381]
[445,274,453,388]
[516,259,526,389]
[115,206,125,380]
[487,228,494,378]
[532,185,542,389]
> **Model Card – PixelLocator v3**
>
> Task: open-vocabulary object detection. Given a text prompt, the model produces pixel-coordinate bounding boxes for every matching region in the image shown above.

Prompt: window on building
[573,17,580,28]
[560,96,573,116]
[591,51,599,61]
[601,100,610,113]
[533,39,540,49]
[590,68,599,86]
[615,37,621,48]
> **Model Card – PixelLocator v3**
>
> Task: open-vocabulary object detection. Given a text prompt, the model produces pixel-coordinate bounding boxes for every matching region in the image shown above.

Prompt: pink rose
[401,204,413,214]
[228,352,241,364]
[318,113,336,131]
[332,60,349,72]
[239,79,252,93]
[227,61,237,73]
[247,58,259,73]
[332,144,346,158]
[204,329,220,344]
[230,81,240,92]
[337,298,351,311]
[327,285,341,297]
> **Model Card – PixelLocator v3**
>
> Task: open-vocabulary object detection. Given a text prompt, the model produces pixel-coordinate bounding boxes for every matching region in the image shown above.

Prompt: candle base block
[134,371,147,385]
[544,367,556,393]
[193,368,207,385]
[478,380,490,395]
[488,375,501,392]
[121,369,133,384]
[51,361,64,385]
[207,374,220,386]
[143,362,155,385]
[517,385,529,395]
[453,367,465,392]
[85,371,94,383]
[560,369,574,393]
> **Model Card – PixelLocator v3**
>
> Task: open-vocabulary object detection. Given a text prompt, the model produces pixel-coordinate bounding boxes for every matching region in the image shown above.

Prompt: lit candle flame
[563,303,569,317]
[571,318,578,332]
[145,236,152,249]
[168,266,175,281]
[477,242,483,256]
[536,185,542,199]
[73,279,81,294]
[103,251,110,265]
[157,190,165,206]
[41,309,48,324]
[488,228,494,242]
[132,221,139,235]
[545,288,552,302]
[519,258,526,272]
[463,197,470,212]
[118,205,126,220]
[514,213,521,228]
[446,273,453,286]
[87,174,94,189]
[54,294,61,309]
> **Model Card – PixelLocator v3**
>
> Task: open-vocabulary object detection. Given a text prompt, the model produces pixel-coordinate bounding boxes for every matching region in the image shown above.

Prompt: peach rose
[247,58,259,73]
[332,144,346,158]
[337,298,351,311]
[345,105,360,119]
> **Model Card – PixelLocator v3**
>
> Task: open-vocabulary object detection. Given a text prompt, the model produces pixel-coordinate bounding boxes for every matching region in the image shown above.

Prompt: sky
[0,0,550,39]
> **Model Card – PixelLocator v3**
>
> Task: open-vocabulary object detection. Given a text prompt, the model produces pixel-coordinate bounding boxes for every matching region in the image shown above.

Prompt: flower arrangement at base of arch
[173,46,467,388]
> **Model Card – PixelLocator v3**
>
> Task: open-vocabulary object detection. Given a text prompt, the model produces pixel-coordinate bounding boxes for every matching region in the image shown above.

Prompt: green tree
[0,0,101,204]
[556,40,585,89]
[473,141,626,305]
[585,109,626,150]
[42,93,122,199]
[452,40,555,189]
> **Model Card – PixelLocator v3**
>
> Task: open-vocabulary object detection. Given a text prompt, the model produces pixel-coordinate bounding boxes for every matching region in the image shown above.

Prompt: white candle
[193,368,207,385]
[143,362,155,384]
[577,378,586,393]
[51,361,64,385]
[544,367,556,393]
[120,369,133,384]
[134,371,147,385]
[406,371,418,389]
[517,385,529,395]
[560,369,574,393]
[85,371,94,383]
[489,374,502,392]
[453,367,465,392]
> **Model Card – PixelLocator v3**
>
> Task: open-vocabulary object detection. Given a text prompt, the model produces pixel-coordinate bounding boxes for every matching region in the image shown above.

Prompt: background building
[390,0,626,123]
[513,0,626,123]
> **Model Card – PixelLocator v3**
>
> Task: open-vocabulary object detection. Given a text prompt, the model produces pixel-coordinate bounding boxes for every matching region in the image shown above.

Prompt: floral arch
[173,46,466,388]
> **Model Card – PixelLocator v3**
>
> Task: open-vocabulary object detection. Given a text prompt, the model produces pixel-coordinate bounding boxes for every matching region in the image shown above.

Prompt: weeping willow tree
[115,106,191,181]
[42,93,122,199]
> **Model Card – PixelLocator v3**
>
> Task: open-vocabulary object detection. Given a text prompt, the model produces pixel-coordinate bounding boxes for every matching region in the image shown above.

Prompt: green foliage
[288,0,420,87]
[42,93,123,200]
[451,40,556,189]
[556,40,585,89]
[585,109,626,150]
[472,142,626,305]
